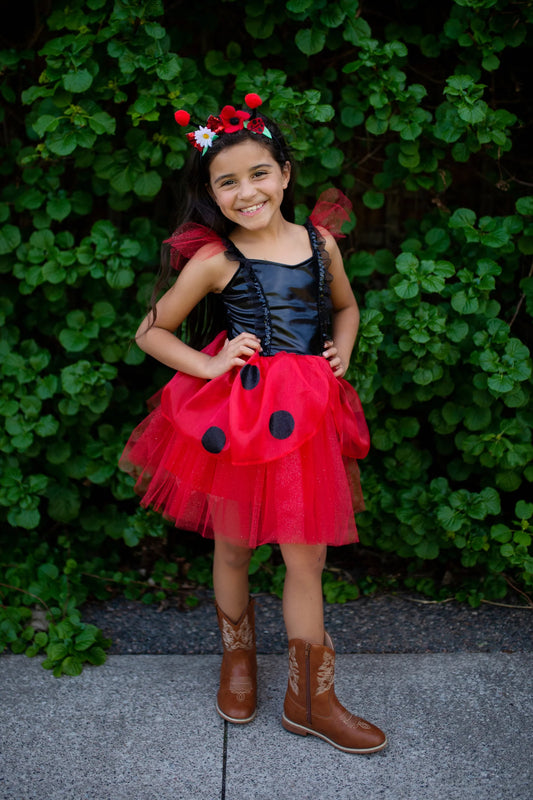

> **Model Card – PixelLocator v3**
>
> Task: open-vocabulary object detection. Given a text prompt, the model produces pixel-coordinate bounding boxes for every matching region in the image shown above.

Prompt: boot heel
[282,713,308,736]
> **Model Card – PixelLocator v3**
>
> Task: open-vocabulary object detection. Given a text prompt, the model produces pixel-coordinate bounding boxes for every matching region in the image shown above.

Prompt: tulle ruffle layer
[120,333,370,547]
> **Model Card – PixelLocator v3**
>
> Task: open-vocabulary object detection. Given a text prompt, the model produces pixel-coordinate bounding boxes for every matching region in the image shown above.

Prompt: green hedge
[1,0,532,672]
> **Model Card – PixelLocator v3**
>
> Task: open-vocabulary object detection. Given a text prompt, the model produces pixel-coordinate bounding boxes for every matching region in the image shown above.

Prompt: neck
[231,215,293,248]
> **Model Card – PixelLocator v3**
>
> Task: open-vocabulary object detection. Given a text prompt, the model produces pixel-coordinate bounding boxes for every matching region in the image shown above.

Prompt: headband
[174,93,272,156]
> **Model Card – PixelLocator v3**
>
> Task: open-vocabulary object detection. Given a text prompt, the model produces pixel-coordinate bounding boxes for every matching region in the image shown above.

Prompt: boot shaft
[217,600,256,651]
[286,636,336,724]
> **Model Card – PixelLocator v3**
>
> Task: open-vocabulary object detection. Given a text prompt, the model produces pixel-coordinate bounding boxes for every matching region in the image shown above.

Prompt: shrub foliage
[1,0,532,668]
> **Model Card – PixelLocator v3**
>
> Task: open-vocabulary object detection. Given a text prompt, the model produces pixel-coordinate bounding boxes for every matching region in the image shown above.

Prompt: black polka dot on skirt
[269,410,295,440]
[201,426,226,454]
[240,364,260,390]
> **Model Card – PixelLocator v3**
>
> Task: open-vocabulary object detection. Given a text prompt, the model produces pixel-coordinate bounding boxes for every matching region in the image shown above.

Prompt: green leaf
[415,540,440,560]
[515,501,533,520]
[340,107,364,127]
[47,130,78,156]
[74,626,98,651]
[47,642,69,661]
[133,171,162,197]
[320,148,344,170]
[106,266,135,289]
[144,22,166,39]
[38,562,59,580]
[61,656,83,676]
[516,196,533,216]
[457,100,487,124]
[362,191,385,209]
[59,329,90,352]
[395,253,418,274]
[295,28,327,55]
[0,224,21,254]
[487,373,514,393]
[7,508,40,530]
[287,0,312,10]
[47,484,80,522]
[156,55,181,80]
[449,208,476,229]
[86,645,107,666]
[46,197,72,221]
[63,69,93,93]
[393,279,419,299]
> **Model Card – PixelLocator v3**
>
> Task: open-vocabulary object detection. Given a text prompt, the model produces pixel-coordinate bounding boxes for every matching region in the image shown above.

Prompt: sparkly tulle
[120,333,369,547]
[309,188,352,239]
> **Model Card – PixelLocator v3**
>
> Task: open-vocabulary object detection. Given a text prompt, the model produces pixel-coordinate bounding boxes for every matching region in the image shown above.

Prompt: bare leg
[213,539,252,621]
[279,543,326,644]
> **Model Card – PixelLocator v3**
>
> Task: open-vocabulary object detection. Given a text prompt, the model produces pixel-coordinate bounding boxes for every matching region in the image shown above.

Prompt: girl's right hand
[206,332,262,379]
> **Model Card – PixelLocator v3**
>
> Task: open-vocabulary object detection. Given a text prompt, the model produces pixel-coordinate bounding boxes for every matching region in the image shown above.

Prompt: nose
[237,179,256,200]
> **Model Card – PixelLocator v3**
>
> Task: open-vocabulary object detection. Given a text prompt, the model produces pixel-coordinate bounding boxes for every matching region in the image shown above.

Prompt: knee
[215,541,253,571]
[281,544,326,579]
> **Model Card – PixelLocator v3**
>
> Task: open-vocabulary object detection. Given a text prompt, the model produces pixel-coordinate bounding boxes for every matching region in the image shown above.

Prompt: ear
[281,160,291,190]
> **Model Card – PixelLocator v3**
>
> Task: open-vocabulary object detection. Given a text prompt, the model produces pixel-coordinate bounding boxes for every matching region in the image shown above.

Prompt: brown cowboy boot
[216,598,257,724]
[282,632,387,753]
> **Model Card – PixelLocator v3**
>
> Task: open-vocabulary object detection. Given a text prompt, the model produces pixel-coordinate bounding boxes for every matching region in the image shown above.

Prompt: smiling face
[208,138,291,232]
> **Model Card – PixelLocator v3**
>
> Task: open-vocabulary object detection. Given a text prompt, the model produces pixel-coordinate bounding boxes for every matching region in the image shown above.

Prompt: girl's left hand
[323,340,346,378]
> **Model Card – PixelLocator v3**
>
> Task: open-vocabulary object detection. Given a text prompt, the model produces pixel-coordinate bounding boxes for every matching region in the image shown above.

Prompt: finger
[235,331,261,344]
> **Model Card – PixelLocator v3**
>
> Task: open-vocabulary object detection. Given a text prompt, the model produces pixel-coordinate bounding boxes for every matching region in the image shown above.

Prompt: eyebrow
[212,163,273,186]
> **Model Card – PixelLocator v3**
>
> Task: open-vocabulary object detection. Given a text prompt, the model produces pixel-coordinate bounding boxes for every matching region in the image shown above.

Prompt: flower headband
[174,93,272,156]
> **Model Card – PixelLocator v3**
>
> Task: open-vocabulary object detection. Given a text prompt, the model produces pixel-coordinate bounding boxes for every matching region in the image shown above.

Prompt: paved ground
[1,652,532,800]
[1,593,532,800]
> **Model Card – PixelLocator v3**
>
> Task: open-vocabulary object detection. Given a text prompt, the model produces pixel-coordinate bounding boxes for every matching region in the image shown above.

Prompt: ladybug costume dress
[119,218,370,548]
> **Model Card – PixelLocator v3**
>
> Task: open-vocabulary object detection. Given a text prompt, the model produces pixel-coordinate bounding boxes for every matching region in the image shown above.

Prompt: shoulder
[313,224,338,252]
[179,244,235,294]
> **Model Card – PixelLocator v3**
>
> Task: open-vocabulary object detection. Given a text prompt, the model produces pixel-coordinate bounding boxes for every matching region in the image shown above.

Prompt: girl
[120,94,387,754]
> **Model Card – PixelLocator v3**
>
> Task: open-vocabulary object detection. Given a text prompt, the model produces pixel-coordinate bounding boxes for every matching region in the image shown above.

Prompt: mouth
[238,202,265,216]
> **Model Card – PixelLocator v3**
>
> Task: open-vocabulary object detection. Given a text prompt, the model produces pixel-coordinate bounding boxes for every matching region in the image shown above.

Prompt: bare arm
[135,251,261,379]
[320,232,360,378]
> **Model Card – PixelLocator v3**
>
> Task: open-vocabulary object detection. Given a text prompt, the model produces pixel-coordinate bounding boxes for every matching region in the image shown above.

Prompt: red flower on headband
[219,105,250,133]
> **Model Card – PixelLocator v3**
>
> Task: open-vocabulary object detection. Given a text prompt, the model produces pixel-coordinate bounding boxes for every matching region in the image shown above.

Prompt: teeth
[241,203,264,213]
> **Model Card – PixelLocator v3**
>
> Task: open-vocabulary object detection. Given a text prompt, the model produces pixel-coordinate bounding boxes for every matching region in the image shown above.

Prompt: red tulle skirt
[119,332,370,548]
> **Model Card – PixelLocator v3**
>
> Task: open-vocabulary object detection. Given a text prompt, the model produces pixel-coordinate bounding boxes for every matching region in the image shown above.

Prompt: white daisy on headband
[194,126,217,149]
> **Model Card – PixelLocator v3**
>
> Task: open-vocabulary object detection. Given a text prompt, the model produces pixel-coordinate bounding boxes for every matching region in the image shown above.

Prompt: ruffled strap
[309,188,352,240]
[163,223,227,271]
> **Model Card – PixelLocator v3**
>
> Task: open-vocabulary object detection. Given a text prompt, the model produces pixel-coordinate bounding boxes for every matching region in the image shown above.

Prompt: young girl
[120,94,387,754]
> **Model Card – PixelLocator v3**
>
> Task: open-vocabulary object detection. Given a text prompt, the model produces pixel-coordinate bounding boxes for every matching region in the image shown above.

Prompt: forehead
[208,138,277,180]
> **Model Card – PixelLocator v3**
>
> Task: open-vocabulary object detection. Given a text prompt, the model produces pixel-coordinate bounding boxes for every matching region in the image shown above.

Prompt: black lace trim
[246,262,272,354]
[305,220,333,345]
[223,239,272,355]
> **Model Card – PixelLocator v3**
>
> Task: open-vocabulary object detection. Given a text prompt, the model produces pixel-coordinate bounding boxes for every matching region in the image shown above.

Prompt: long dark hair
[150,110,296,348]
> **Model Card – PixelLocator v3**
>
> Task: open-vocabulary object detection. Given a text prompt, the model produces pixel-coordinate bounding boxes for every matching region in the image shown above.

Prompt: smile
[238,202,265,216]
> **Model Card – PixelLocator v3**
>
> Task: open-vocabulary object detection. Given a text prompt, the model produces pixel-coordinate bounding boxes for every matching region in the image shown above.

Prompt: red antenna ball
[244,93,262,109]
[174,110,191,127]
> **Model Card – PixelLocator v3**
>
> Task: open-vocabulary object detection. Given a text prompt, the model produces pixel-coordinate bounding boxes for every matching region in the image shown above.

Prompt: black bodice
[220,221,332,356]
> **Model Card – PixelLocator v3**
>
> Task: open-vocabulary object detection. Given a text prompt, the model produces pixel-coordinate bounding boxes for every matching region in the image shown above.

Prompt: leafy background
[1,0,532,674]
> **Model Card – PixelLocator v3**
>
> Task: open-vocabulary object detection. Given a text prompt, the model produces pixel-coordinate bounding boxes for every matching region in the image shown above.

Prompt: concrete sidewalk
[1,653,532,800]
